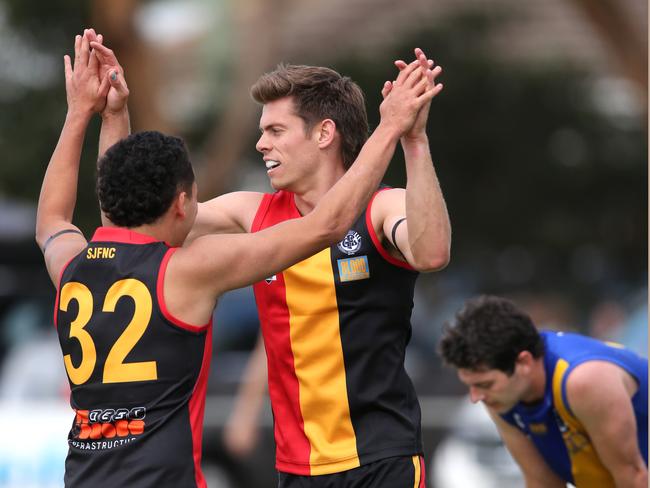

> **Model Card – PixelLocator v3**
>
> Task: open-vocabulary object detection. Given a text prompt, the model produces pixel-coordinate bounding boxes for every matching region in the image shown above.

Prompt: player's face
[457,367,527,414]
[256,97,320,192]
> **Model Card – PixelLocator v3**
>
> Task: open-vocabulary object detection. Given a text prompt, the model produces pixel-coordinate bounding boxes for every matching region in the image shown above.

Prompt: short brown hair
[439,296,545,375]
[251,64,369,169]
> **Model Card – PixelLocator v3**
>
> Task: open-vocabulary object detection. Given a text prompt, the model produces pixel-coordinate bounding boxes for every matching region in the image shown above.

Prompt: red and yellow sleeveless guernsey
[252,189,423,475]
[54,227,211,488]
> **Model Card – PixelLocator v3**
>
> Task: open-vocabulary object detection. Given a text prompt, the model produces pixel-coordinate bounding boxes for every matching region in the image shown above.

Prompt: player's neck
[122,215,179,246]
[292,158,346,216]
[123,224,169,244]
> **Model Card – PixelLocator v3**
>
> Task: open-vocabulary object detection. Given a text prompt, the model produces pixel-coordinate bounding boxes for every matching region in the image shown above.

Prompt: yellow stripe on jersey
[552,359,615,487]
[284,248,360,474]
[411,455,421,488]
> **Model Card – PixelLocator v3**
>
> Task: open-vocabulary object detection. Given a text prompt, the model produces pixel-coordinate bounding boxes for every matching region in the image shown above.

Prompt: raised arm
[36,32,116,285]
[567,361,648,487]
[87,32,253,242]
[489,409,567,488]
[372,48,450,272]
[166,58,439,324]
[87,33,131,158]
[186,191,264,243]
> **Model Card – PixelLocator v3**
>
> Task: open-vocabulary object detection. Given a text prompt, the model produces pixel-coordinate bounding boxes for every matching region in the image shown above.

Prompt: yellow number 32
[59,279,158,385]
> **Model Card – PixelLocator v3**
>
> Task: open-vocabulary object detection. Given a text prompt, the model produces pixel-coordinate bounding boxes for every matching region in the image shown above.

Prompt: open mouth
[265,160,280,170]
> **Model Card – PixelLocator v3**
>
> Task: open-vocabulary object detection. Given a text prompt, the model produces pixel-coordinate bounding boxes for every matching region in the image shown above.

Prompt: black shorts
[278,455,426,488]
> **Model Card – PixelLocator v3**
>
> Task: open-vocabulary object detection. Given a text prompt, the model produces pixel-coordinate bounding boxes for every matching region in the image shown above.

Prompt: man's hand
[92,43,129,116]
[64,31,111,117]
[88,30,131,158]
[379,49,442,136]
[378,51,442,138]
[84,29,123,83]
[84,30,129,117]
[383,48,443,141]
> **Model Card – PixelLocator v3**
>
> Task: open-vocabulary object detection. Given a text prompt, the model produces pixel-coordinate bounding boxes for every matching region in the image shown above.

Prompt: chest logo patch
[264,275,277,284]
[338,256,370,282]
[528,422,548,435]
[337,230,362,255]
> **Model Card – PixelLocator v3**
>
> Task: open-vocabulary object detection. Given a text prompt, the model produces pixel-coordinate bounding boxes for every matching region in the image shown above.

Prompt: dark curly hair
[251,64,369,169]
[97,131,194,227]
[438,296,544,375]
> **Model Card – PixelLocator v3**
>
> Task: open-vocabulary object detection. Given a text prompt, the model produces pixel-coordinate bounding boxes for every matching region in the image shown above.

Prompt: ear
[515,350,535,373]
[316,119,336,149]
[173,191,188,219]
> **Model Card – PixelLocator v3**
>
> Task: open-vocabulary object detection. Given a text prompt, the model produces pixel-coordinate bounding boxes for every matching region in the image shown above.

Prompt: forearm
[36,110,91,248]
[99,107,130,157]
[402,135,450,270]
[313,123,400,240]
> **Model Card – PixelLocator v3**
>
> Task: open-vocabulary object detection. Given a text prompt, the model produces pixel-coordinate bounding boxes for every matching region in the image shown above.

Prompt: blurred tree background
[0,0,646,335]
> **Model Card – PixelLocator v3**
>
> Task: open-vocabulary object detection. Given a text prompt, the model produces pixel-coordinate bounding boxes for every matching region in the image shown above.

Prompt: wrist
[374,121,402,144]
[65,108,94,126]
[101,106,129,121]
[401,134,430,157]
[401,133,429,147]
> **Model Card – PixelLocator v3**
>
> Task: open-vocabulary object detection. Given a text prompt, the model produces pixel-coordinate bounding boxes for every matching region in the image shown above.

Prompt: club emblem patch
[337,230,362,256]
[337,256,370,282]
[528,422,548,435]
[264,275,277,284]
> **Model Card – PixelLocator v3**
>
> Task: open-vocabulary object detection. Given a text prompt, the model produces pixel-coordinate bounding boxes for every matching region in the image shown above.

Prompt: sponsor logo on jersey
[337,256,370,282]
[337,230,362,256]
[70,406,146,450]
[265,275,277,284]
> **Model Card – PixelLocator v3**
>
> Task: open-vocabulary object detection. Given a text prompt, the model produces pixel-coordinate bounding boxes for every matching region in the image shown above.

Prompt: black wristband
[390,217,407,257]
[43,228,84,252]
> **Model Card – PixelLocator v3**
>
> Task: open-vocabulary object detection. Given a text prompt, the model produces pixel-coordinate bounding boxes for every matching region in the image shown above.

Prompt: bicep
[490,411,566,488]
[372,189,415,263]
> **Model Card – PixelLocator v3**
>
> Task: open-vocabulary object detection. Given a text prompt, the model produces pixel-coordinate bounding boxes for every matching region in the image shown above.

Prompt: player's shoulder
[565,360,624,402]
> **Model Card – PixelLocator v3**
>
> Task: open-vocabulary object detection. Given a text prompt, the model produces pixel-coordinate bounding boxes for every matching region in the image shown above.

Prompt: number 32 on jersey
[59,278,157,385]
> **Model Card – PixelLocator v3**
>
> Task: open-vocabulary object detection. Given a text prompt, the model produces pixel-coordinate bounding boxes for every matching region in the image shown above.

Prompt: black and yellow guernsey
[252,188,423,475]
[55,227,211,488]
